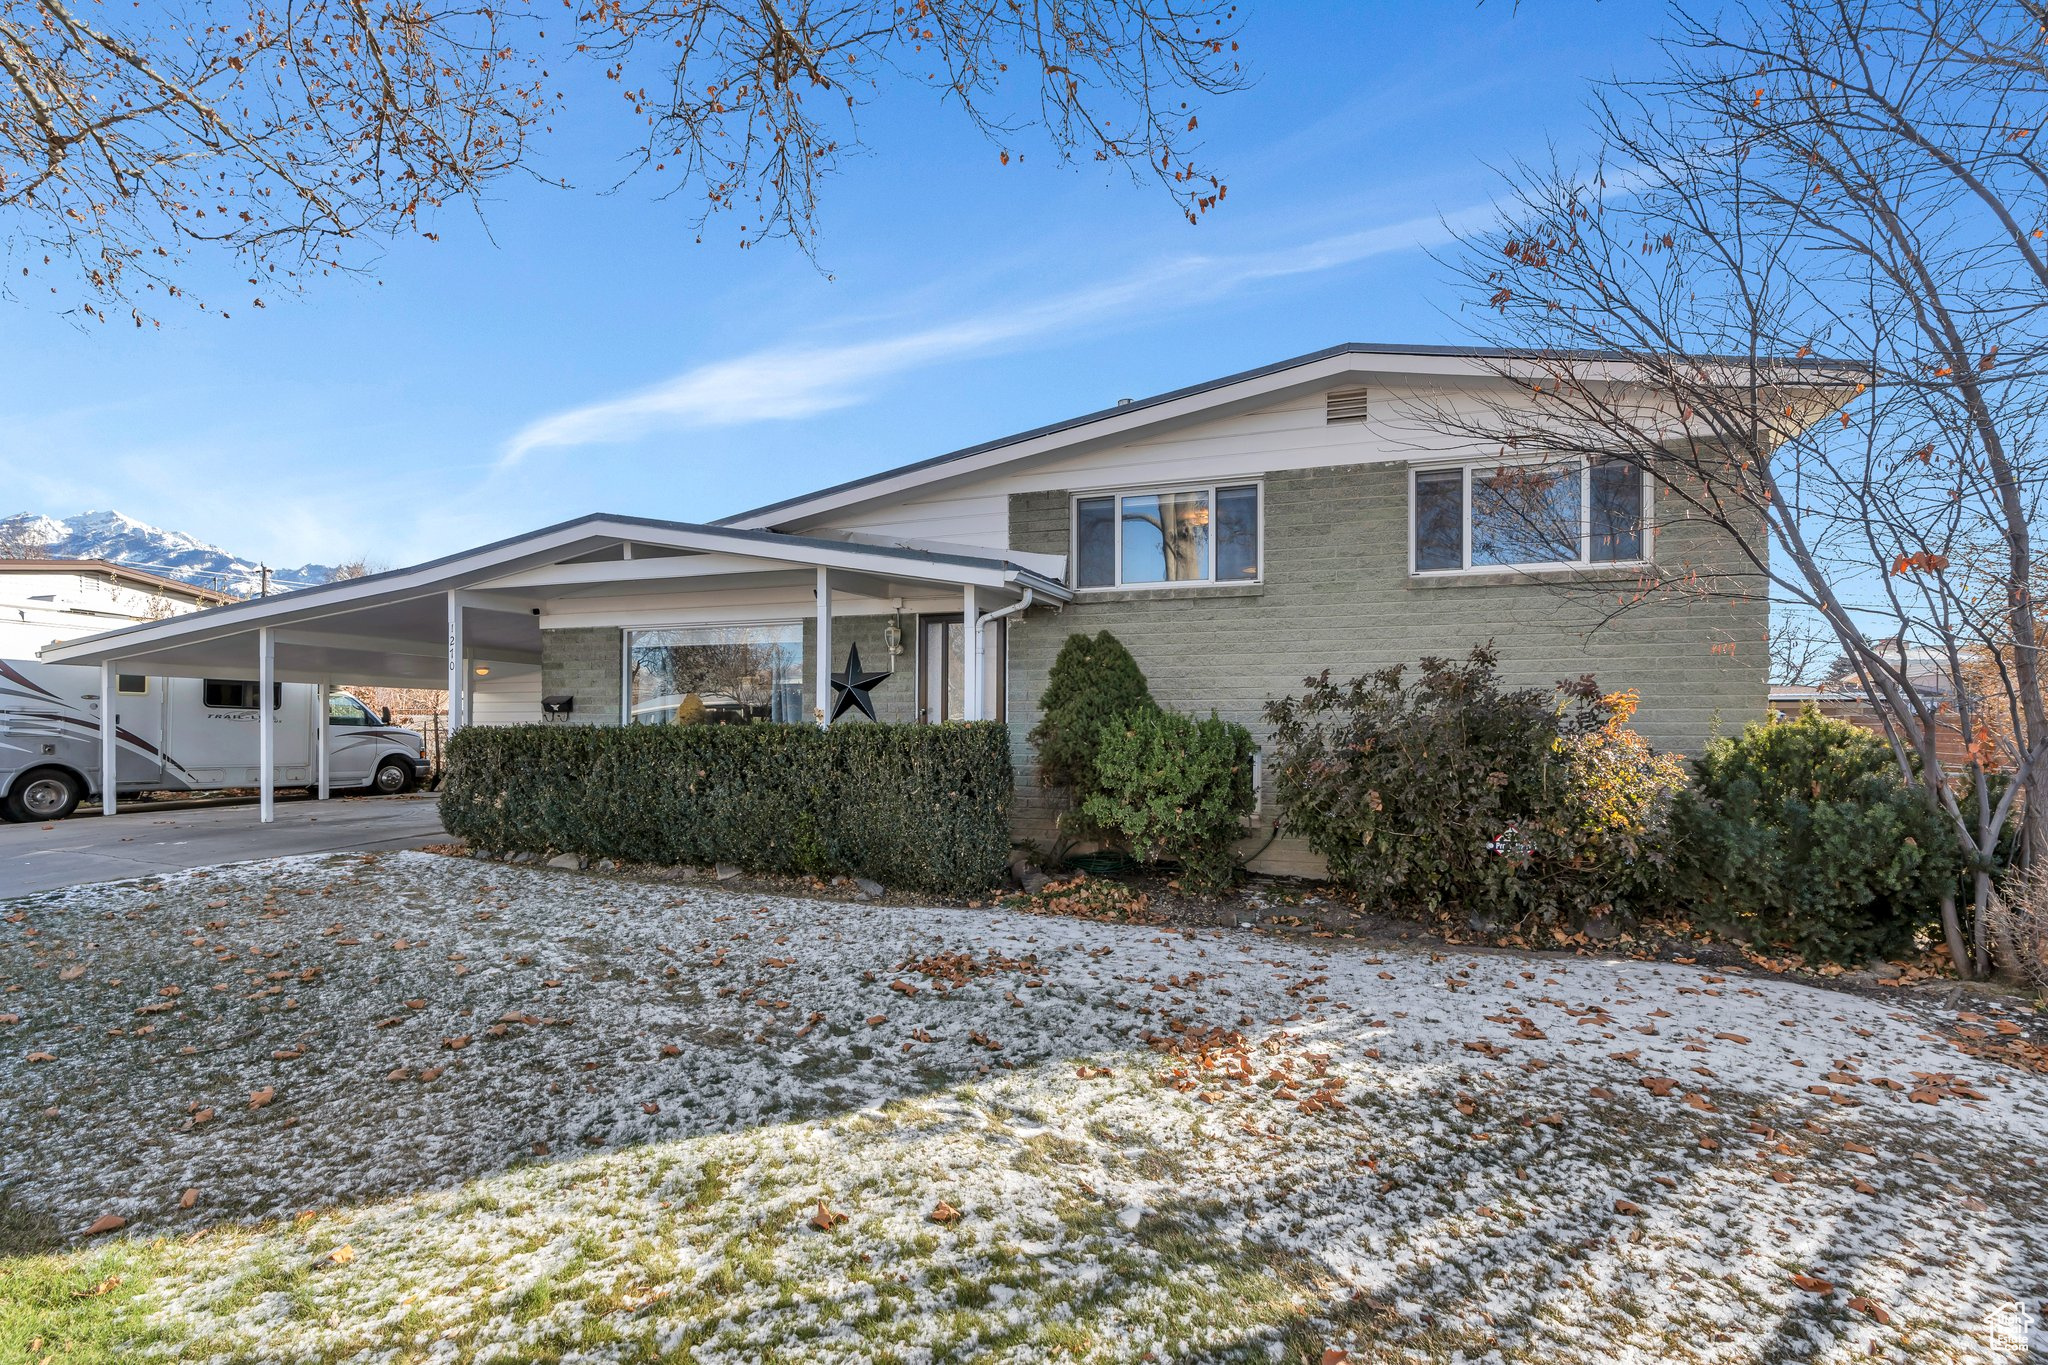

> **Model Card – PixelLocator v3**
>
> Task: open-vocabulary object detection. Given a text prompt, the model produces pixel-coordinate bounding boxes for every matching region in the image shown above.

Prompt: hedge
[438,721,1014,895]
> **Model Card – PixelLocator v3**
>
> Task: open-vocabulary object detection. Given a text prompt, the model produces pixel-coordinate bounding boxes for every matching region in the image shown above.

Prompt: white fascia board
[722,349,1861,535]
[38,523,623,666]
[831,531,1068,581]
[720,352,1374,532]
[38,515,1069,670]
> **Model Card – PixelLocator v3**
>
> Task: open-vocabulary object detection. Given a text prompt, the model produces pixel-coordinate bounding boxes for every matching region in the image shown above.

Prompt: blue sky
[0,0,1655,571]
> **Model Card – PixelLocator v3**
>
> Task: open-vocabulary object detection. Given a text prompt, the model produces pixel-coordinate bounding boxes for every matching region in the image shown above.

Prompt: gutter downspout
[972,588,1035,715]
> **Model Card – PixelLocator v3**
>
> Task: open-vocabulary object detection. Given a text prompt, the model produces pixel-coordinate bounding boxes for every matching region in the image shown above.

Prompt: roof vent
[1325,387,1370,424]
[1116,397,1132,406]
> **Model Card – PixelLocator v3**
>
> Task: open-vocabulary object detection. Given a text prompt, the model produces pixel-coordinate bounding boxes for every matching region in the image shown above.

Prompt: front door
[917,616,1005,723]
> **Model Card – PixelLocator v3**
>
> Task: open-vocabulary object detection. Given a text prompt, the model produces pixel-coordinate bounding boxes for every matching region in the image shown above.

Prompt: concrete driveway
[0,794,447,898]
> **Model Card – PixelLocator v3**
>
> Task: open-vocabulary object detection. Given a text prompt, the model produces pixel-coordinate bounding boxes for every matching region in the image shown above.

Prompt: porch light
[473,665,491,677]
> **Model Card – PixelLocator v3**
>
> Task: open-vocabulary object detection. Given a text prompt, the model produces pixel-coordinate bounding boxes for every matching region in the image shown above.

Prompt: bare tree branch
[0,0,1245,319]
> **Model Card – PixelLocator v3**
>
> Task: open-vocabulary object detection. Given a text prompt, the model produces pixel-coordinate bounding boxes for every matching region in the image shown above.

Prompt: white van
[0,659,427,821]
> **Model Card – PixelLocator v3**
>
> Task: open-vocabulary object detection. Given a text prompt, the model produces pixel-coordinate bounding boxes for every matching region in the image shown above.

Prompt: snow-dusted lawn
[3,851,2046,1364]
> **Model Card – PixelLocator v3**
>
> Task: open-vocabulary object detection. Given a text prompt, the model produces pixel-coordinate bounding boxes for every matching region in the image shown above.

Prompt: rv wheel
[371,759,416,795]
[5,767,84,822]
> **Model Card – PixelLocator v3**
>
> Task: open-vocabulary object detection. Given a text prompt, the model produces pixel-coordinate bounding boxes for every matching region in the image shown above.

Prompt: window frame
[1407,456,1652,577]
[1069,479,1264,592]
[916,614,1007,723]
[116,673,149,696]
[201,679,281,710]
[620,620,808,726]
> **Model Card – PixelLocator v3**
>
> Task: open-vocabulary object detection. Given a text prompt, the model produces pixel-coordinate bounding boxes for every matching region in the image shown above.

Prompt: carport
[38,514,1066,823]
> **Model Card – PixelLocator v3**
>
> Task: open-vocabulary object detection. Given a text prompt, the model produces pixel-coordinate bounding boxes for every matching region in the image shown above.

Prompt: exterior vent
[1325,387,1370,424]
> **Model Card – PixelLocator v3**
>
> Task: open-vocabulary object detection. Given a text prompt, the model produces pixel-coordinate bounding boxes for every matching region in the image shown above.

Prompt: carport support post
[315,677,330,801]
[814,567,832,727]
[258,626,275,823]
[99,660,117,816]
[960,585,982,722]
[445,591,466,737]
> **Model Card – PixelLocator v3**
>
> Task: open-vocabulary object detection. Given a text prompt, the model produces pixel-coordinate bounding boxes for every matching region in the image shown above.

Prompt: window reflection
[628,625,804,725]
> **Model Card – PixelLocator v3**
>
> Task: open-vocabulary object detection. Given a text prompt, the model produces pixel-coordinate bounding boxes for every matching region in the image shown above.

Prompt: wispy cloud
[498,203,1496,467]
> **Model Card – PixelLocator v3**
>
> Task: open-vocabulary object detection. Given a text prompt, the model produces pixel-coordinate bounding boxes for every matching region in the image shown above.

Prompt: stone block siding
[1006,462,1767,877]
[539,627,621,725]
[540,617,924,729]
[802,614,922,724]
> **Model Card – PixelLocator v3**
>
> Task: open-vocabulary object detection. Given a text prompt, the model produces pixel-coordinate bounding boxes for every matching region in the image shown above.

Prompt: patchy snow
[3,851,2045,1362]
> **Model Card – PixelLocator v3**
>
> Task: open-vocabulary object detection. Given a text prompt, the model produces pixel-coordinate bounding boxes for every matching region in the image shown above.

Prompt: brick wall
[541,617,926,728]
[539,627,620,725]
[802,613,921,724]
[1006,462,1767,875]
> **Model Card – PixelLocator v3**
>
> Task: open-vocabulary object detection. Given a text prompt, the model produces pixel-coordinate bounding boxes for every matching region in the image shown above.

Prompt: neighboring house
[0,559,235,657]
[1771,645,1988,771]
[40,344,1787,865]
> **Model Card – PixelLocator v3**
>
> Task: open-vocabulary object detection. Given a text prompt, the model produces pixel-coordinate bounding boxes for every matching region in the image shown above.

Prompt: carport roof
[36,514,1070,687]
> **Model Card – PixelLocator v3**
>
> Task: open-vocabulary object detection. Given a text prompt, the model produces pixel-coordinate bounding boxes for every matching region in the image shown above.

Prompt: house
[37,344,1782,869]
[0,558,235,658]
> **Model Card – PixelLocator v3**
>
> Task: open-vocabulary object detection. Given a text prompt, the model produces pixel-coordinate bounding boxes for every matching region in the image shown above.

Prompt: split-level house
[39,345,1783,871]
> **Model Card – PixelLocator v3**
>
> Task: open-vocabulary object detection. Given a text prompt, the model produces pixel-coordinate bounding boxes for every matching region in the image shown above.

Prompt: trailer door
[106,671,166,787]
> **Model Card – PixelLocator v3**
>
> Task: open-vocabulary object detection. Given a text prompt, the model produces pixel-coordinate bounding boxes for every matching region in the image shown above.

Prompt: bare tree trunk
[1975,868,1999,979]
[1940,892,1971,978]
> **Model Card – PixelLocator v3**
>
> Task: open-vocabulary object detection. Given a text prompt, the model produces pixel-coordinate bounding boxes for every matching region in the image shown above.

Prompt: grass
[0,1198,172,1363]
[2,852,2044,1362]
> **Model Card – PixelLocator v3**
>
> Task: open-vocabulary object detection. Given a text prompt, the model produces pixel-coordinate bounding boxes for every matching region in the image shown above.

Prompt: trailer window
[116,674,148,695]
[203,680,280,710]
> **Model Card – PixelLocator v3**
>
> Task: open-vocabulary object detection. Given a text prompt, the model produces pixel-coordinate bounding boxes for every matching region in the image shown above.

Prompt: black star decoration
[829,642,890,722]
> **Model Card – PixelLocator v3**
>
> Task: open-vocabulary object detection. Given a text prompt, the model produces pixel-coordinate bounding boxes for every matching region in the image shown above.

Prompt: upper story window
[1074,483,1260,589]
[1412,456,1647,574]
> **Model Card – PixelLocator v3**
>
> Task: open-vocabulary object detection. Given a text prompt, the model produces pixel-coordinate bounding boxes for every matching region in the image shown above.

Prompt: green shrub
[1027,630,1157,827]
[1081,709,1257,892]
[1673,706,1961,963]
[1263,646,1684,929]
[438,721,1012,895]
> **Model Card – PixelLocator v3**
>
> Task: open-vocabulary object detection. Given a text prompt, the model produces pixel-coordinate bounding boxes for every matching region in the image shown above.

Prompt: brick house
[42,344,1790,865]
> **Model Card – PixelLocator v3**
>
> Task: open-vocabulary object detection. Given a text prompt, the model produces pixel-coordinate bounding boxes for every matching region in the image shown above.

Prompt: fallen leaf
[83,1214,125,1236]
[179,1187,199,1209]
[1847,1295,1892,1325]
[25,1051,55,1064]
[1791,1272,1834,1294]
[59,965,85,982]
[1613,1199,1644,1215]
[248,1087,275,1109]
[443,1035,472,1050]
[326,1244,355,1266]
[929,1200,962,1224]
[808,1199,848,1232]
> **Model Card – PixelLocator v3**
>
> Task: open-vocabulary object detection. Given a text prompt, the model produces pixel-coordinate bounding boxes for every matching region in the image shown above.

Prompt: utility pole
[259,564,270,598]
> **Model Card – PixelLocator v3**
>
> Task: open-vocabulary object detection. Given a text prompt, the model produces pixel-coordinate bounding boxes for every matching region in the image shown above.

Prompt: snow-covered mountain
[0,510,337,597]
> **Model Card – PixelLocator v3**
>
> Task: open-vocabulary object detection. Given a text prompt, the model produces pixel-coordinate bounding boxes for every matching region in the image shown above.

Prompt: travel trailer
[0,658,427,821]
[0,557,424,821]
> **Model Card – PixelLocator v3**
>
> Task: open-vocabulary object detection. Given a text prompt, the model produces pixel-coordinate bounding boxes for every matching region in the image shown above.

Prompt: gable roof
[39,512,1068,675]
[715,340,1861,533]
